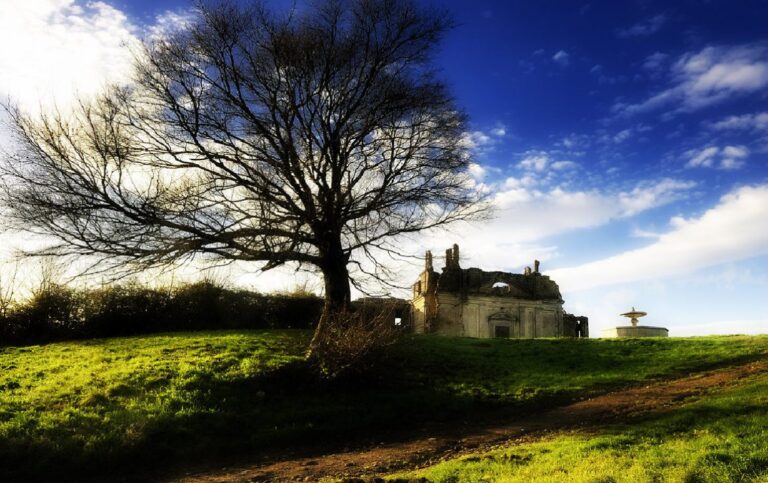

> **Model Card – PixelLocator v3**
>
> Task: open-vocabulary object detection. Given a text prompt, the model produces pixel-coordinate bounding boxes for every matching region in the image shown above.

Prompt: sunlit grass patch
[0,330,309,479]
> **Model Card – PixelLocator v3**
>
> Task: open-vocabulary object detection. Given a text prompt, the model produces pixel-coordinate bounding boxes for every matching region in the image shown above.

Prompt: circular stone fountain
[601,307,669,338]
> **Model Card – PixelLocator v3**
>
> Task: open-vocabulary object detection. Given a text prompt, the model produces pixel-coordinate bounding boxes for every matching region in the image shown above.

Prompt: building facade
[412,244,588,338]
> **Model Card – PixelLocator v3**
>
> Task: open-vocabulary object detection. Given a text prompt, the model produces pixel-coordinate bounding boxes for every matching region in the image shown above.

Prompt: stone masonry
[412,244,588,338]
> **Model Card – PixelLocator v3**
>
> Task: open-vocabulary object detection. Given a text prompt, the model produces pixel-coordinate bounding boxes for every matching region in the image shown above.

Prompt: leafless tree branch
[0,0,488,348]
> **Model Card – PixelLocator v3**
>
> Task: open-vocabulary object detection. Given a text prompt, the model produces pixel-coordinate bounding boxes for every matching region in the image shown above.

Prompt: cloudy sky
[1,0,767,336]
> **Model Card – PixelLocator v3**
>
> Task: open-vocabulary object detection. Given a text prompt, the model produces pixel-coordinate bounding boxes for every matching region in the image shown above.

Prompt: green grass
[396,366,768,482]
[387,335,768,407]
[1,332,768,480]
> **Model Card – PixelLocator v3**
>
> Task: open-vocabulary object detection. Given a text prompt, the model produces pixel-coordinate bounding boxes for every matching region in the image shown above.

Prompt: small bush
[7,284,83,340]
[82,284,172,337]
[309,306,405,380]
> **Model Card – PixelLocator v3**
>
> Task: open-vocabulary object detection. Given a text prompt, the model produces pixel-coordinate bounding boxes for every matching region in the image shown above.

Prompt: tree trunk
[308,242,351,355]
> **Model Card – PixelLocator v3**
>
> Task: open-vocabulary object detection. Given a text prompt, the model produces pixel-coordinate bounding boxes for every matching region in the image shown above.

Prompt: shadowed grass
[386,335,768,407]
[1,332,767,480]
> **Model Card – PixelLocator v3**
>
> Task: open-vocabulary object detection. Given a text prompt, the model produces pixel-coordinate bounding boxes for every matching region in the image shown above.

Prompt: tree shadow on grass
[3,337,766,482]
[0,358,500,482]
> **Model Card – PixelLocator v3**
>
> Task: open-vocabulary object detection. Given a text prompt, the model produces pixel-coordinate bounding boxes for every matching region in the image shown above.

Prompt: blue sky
[0,1,767,335]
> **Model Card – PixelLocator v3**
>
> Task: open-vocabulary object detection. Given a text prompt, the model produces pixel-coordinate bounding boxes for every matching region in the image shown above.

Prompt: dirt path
[175,358,768,482]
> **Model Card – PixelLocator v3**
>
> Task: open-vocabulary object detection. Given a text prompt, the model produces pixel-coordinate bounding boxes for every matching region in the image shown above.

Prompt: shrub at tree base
[309,306,405,380]
[0,282,324,345]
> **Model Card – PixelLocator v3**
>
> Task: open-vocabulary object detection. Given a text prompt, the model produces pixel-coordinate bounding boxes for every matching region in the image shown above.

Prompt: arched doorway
[488,311,521,338]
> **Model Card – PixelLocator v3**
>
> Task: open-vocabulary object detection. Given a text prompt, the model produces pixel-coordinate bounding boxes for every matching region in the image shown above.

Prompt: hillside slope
[1,331,767,480]
[399,359,768,482]
[189,356,768,482]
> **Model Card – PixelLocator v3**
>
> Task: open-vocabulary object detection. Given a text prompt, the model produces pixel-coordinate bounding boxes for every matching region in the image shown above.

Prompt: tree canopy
[1,0,484,325]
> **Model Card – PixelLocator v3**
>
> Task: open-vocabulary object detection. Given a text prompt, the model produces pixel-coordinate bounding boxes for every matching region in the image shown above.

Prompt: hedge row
[0,282,324,345]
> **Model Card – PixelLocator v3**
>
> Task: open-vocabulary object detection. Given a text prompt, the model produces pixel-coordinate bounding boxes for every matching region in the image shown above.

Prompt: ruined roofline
[443,243,460,269]
[414,244,563,302]
[455,268,553,280]
[424,243,545,277]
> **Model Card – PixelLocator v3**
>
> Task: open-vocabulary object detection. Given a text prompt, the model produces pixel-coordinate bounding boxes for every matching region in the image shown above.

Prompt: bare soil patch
[173,358,768,482]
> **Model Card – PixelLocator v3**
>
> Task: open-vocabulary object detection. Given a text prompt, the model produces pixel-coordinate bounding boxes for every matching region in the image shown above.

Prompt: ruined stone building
[412,244,588,338]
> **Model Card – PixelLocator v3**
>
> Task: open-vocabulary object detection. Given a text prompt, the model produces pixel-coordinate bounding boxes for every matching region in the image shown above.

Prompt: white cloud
[617,14,668,38]
[722,146,747,157]
[680,46,768,106]
[501,175,537,190]
[721,145,749,170]
[685,145,749,170]
[598,125,652,145]
[642,51,668,71]
[414,177,695,279]
[686,146,720,168]
[458,177,694,245]
[722,145,749,157]
[551,184,768,291]
[462,124,508,151]
[631,227,662,239]
[516,151,579,173]
[467,163,503,182]
[720,155,745,171]
[615,44,768,116]
[561,135,577,148]
[709,112,768,131]
[613,129,632,143]
[553,50,570,66]
[559,133,591,150]
[467,163,487,180]
[461,130,493,150]
[550,160,578,170]
[0,1,198,113]
[147,9,195,41]
[462,126,510,154]
[617,179,696,217]
[0,0,140,111]
[518,153,550,171]
[694,264,768,290]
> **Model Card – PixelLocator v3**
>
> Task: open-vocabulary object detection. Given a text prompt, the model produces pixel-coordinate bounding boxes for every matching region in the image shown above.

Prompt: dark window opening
[494,325,510,338]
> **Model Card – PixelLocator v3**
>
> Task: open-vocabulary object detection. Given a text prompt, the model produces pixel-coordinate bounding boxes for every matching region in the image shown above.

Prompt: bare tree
[0,0,484,350]
[0,262,18,317]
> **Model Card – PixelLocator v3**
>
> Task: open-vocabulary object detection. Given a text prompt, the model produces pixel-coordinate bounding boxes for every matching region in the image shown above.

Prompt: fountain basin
[601,325,669,338]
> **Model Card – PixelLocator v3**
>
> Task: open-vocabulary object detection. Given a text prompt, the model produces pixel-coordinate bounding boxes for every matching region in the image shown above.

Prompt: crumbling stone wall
[412,244,588,338]
[563,314,589,338]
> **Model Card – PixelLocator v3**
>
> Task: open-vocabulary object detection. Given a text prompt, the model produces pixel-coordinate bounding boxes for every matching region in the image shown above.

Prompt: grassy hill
[1,331,768,480]
[396,363,768,482]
